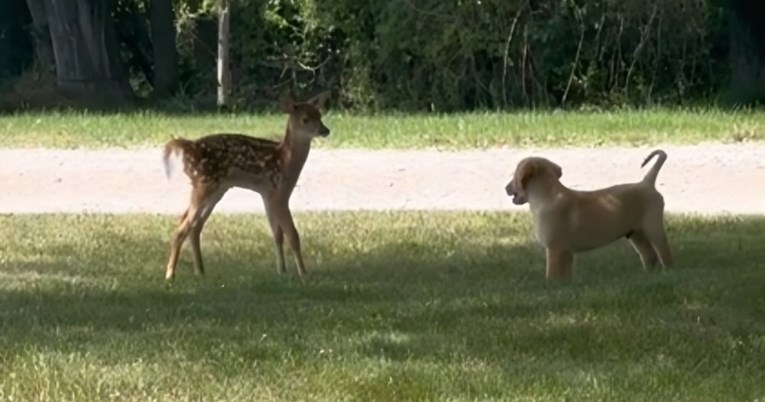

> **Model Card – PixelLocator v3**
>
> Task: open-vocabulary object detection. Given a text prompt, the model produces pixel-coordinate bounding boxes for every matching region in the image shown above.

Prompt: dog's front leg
[545,248,574,280]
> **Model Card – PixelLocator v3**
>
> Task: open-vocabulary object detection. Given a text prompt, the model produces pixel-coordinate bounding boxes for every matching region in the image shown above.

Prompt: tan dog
[505,150,673,280]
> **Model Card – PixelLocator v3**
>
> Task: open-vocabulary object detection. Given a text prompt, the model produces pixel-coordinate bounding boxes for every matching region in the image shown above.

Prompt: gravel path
[0,143,763,215]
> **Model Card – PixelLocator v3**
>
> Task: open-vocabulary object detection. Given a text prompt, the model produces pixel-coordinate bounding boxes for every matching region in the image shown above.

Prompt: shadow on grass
[1,213,764,375]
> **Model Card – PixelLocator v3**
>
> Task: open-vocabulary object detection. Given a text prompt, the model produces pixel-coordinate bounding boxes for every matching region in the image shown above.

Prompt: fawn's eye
[301,117,309,124]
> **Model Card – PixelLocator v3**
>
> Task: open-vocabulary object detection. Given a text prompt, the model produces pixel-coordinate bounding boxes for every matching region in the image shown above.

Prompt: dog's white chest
[530,212,556,247]
[532,222,552,246]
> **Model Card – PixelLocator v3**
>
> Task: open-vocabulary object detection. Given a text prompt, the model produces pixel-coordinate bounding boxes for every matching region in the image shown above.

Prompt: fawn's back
[165,134,285,190]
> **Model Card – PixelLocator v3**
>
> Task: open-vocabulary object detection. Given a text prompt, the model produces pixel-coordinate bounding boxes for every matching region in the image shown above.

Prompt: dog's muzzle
[511,195,527,205]
[505,180,527,205]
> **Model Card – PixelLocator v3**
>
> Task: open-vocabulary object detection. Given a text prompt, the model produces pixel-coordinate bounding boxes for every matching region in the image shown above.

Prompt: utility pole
[216,0,230,108]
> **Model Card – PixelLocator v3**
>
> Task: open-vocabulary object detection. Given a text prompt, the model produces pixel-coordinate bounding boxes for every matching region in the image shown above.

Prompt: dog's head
[505,157,563,205]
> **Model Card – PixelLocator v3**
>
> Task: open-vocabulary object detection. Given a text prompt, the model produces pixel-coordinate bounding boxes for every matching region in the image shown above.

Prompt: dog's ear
[517,160,540,193]
[552,162,562,178]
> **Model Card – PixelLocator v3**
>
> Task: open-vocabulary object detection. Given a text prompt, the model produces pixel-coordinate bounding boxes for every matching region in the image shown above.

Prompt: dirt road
[1,143,763,215]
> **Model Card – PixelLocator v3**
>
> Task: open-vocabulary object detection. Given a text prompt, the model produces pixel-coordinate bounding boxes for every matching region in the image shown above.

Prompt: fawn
[162,91,331,280]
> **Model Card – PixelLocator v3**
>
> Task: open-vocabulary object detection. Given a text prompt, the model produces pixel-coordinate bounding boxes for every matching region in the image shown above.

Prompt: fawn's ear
[306,90,331,112]
[280,94,295,113]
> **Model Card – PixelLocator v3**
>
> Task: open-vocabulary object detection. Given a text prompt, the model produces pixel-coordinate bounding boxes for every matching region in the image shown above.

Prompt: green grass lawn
[0,212,763,401]
[1,108,763,149]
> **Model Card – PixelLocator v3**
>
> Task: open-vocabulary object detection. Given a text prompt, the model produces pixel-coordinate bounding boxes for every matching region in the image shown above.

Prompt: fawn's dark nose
[319,123,330,136]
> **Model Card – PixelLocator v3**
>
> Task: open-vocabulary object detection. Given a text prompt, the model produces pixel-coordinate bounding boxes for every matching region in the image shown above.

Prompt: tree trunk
[727,1,765,105]
[150,0,179,98]
[23,0,54,78]
[40,0,132,103]
[217,0,231,107]
[115,0,155,87]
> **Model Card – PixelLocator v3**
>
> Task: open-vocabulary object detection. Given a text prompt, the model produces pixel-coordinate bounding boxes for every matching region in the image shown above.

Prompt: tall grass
[1,108,763,149]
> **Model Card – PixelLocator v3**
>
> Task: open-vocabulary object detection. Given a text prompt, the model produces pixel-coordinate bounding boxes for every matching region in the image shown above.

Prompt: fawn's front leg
[267,196,307,277]
[263,197,286,274]
[283,209,307,277]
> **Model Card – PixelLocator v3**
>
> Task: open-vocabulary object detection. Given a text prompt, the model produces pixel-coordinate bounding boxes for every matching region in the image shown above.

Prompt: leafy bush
[169,0,730,110]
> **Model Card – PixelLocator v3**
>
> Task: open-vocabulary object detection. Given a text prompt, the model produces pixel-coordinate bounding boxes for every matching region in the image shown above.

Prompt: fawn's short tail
[162,138,193,179]
[640,149,668,186]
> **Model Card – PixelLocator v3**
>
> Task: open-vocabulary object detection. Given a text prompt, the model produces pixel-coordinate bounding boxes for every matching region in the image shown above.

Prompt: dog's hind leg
[545,248,574,280]
[628,231,659,272]
[643,218,673,269]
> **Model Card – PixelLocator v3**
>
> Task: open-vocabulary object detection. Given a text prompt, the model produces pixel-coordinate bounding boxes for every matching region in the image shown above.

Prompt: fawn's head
[281,91,331,141]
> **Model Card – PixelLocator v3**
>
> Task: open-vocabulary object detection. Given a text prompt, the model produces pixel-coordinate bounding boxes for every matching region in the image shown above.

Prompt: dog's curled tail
[640,149,668,186]
[162,138,194,179]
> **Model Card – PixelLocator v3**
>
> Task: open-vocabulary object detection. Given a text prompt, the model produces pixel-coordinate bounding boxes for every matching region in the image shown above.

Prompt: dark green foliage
[170,0,731,110]
[5,0,763,110]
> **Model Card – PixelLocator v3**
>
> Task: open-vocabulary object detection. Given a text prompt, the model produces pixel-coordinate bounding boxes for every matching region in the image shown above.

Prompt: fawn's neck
[277,127,312,190]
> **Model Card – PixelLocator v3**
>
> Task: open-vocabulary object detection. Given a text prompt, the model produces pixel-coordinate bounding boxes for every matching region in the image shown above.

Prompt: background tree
[25,0,133,103]
[727,0,765,104]
[150,0,180,98]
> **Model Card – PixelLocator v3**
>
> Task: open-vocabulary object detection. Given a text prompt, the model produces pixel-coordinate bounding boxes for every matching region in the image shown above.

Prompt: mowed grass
[0,108,763,149]
[0,212,764,401]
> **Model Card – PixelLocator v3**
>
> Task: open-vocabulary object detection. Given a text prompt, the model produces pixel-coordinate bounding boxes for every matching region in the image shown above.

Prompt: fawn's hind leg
[188,187,228,275]
[166,183,225,280]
